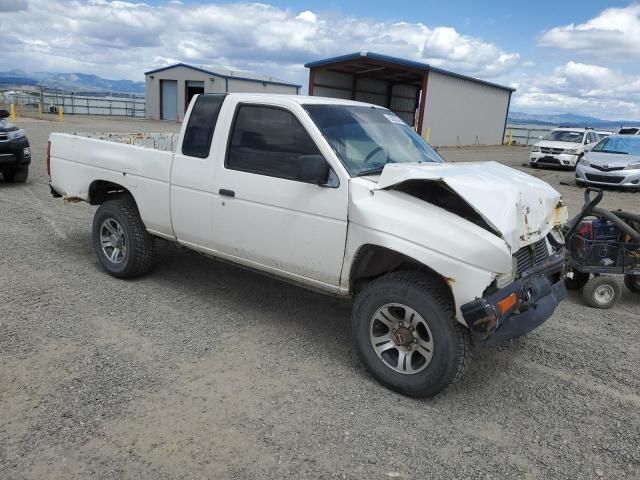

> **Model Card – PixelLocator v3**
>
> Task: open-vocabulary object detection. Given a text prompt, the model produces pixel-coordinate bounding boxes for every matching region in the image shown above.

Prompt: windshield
[304,105,444,176]
[543,130,585,143]
[592,135,640,155]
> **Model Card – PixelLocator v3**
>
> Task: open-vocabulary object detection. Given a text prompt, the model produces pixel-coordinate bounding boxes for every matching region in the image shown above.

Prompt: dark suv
[0,109,31,183]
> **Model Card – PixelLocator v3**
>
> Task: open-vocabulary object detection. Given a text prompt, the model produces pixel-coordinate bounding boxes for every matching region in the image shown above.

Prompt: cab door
[170,94,226,248]
[210,101,349,289]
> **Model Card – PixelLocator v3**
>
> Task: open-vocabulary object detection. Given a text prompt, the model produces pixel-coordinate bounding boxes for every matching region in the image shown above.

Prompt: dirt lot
[1,115,638,480]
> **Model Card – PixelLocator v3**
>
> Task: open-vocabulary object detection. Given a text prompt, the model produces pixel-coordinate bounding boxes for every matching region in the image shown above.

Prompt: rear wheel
[624,274,640,294]
[565,271,590,290]
[92,197,156,278]
[3,166,28,183]
[582,276,621,309]
[352,271,471,397]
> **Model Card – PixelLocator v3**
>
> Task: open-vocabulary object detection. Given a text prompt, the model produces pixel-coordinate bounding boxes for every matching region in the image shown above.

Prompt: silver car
[576,135,640,189]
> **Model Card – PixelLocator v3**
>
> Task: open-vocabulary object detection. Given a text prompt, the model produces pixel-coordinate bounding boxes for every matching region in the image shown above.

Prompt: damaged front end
[370,161,569,344]
[460,237,566,345]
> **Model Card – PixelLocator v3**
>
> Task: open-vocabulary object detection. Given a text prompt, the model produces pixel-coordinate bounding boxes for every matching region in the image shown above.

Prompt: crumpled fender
[343,180,514,324]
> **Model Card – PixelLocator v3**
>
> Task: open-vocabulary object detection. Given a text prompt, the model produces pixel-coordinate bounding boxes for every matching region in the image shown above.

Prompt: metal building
[305,52,515,146]
[144,63,301,121]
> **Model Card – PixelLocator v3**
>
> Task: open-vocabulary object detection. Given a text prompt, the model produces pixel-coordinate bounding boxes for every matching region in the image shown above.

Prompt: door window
[226,105,325,182]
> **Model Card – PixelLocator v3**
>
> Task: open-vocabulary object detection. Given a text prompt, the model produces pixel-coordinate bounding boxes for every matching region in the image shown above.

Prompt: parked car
[0,110,31,182]
[530,127,599,169]
[48,93,569,397]
[576,134,640,189]
[618,127,640,135]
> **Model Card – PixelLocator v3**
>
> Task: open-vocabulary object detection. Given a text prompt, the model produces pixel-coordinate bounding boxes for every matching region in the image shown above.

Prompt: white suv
[530,128,599,169]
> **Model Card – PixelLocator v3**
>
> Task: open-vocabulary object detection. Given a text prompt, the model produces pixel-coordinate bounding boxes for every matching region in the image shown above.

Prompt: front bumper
[530,151,579,167]
[0,137,31,168]
[575,163,640,188]
[460,250,566,346]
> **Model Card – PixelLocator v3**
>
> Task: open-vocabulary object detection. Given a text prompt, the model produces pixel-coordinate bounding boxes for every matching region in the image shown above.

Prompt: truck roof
[208,93,383,108]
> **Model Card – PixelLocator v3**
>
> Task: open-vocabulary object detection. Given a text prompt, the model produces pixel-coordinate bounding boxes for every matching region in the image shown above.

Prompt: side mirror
[297,155,330,185]
[0,110,9,119]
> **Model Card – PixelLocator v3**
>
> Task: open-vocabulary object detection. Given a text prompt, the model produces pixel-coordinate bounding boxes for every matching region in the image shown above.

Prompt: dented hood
[374,161,562,251]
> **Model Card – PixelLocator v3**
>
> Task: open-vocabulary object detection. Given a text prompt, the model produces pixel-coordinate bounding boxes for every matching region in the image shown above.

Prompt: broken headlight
[495,257,518,289]
[548,227,565,247]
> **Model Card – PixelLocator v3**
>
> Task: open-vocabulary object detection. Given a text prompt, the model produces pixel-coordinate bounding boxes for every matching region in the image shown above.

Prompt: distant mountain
[508,111,640,129]
[0,70,144,94]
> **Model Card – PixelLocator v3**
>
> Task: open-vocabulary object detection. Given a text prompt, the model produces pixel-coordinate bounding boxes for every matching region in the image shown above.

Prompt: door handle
[219,188,235,198]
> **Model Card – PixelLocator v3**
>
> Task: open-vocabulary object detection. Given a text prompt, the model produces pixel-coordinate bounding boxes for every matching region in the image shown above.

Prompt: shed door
[161,80,177,121]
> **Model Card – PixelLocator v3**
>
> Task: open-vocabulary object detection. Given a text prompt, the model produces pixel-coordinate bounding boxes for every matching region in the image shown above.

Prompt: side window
[182,94,226,158]
[226,105,325,182]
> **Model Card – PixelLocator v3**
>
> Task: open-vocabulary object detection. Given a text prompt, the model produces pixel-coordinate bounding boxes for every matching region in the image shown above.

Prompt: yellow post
[37,103,42,118]
[10,103,16,121]
[59,106,64,124]
[508,129,513,146]
[425,127,431,143]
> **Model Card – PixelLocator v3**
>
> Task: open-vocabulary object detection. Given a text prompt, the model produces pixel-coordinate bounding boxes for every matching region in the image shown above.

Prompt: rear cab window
[182,94,227,158]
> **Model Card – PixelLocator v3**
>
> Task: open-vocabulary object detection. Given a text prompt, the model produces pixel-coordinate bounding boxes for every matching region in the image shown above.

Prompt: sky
[0,0,639,119]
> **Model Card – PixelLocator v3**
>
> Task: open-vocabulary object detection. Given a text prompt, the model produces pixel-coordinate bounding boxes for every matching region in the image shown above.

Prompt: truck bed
[49,132,175,237]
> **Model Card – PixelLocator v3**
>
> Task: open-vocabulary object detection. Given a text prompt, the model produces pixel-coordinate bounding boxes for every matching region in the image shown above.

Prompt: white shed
[305,52,515,146]
[144,63,301,121]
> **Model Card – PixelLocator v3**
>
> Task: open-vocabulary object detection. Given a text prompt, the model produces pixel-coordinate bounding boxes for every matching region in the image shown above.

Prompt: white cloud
[511,61,640,119]
[0,0,518,85]
[539,4,640,58]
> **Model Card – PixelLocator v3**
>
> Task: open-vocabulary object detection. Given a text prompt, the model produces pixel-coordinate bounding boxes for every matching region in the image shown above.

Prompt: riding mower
[564,188,640,308]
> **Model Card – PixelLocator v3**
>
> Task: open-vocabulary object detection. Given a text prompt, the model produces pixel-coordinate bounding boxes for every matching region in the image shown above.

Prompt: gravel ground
[1,114,639,480]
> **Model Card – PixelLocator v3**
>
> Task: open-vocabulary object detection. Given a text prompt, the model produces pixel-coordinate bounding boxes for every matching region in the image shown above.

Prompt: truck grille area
[514,238,550,273]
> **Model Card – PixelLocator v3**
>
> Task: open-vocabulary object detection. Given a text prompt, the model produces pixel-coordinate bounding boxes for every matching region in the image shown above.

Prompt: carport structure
[305,52,515,146]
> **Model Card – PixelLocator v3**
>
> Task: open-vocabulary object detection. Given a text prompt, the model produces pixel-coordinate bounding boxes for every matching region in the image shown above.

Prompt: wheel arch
[348,243,454,307]
[88,179,136,206]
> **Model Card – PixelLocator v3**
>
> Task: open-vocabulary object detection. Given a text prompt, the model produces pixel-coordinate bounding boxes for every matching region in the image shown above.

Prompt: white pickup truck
[49,93,568,397]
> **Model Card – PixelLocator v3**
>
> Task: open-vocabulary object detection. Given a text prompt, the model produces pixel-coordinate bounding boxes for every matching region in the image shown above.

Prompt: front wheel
[352,272,471,397]
[92,197,156,278]
[582,276,621,309]
[624,274,640,294]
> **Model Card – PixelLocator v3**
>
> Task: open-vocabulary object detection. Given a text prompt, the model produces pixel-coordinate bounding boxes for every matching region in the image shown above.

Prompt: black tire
[530,162,538,169]
[582,276,621,309]
[565,271,590,290]
[3,166,28,183]
[624,274,640,294]
[92,197,156,278]
[352,271,471,397]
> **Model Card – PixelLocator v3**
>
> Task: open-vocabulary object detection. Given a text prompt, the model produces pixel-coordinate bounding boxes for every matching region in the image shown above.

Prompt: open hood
[374,162,563,251]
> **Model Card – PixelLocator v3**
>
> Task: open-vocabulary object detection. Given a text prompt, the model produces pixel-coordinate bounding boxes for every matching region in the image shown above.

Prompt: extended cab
[49,94,568,397]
